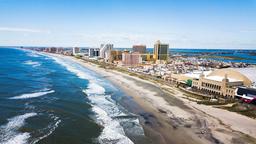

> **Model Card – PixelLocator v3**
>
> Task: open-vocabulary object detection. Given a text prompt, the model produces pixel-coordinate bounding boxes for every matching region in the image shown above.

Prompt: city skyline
[0,0,256,49]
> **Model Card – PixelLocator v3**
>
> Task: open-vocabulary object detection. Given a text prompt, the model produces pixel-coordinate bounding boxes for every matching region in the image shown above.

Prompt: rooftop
[205,75,242,82]
[184,71,212,79]
[233,68,256,83]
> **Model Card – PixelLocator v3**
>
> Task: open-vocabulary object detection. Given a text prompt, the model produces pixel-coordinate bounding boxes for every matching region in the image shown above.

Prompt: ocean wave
[86,93,125,117]
[18,48,37,57]
[24,60,41,67]
[84,89,136,144]
[26,51,40,58]
[21,49,49,59]
[31,116,61,144]
[85,83,106,95]
[51,56,94,80]
[92,106,134,144]
[0,113,37,144]
[9,89,55,100]
[51,56,141,144]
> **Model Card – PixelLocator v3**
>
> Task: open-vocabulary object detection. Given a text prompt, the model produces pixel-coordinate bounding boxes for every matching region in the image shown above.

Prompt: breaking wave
[0,113,37,144]
[51,56,138,144]
[9,89,55,100]
[31,115,61,144]
[26,51,40,58]
[87,91,134,144]
[24,60,41,67]
[50,56,94,80]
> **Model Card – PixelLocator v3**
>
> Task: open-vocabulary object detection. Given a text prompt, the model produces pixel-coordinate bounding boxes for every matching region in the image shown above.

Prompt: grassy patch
[197,101,229,105]
[183,93,208,100]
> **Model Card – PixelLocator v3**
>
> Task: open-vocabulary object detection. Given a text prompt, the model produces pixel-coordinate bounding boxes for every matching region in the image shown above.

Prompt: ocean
[1,47,255,144]
[0,48,144,144]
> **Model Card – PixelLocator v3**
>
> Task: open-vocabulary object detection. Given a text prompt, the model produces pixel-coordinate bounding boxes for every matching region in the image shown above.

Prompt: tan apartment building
[109,50,122,62]
[122,52,142,66]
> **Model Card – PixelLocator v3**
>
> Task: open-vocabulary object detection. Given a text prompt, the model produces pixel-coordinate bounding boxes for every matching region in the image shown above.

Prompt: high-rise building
[122,52,142,66]
[153,40,169,61]
[48,47,57,53]
[132,45,146,54]
[89,48,100,57]
[99,44,113,62]
[73,47,80,55]
[57,47,64,54]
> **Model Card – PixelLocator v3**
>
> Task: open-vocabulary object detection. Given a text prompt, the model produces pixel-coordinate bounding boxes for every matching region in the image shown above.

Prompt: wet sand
[51,54,256,144]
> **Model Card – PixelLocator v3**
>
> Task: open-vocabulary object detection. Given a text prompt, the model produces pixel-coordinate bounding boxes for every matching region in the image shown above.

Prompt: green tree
[186,79,192,87]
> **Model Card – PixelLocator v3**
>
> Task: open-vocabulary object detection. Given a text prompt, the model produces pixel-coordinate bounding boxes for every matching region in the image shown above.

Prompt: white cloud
[0,27,51,33]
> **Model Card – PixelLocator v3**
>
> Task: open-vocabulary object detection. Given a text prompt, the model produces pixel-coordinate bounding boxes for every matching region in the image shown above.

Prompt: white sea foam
[92,106,134,144]
[24,60,41,67]
[84,87,135,144]
[86,93,125,117]
[85,83,106,95]
[51,56,140,144]
[2,133,30,144]
[26,51,41,58]
[51,56,94,80]
[0,113,37,144]
[21,49,49,59]
[32,116,61,144]
[10,89,55,100]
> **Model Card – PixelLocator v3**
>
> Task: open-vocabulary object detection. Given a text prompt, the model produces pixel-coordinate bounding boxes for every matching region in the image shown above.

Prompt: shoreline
[50,53,256,144]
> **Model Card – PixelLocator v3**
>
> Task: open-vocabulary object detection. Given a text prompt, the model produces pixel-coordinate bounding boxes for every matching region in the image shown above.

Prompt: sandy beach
[53,54,256,144]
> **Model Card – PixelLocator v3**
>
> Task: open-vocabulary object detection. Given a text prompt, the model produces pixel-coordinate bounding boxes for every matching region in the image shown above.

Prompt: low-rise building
[192,73,243,98]
[235,87,256,103]
[169,67,256,98]
[140,53,154,62]
[110,50,122,62]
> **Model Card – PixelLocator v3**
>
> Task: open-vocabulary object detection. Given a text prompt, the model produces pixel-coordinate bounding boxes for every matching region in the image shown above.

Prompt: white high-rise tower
[99,44,113,61]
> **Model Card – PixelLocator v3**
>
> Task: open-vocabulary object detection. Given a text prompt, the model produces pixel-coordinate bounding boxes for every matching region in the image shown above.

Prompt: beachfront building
[122,52,142,66]
[169,67,256,98]
[110,50,123,63]
[132,45,146,54]
[56,47,64,54]
[88,48,100,57]
[192,73,243,98]
[154,40,169,62]
[46,47,58,53]
[73,47,80,55]
[99,44,113,62]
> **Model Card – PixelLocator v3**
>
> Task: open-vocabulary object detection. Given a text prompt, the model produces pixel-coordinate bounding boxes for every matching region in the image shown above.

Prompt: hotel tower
[153,40,169,61]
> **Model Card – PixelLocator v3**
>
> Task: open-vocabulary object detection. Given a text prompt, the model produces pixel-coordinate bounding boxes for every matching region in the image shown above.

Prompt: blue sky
[0,0,255,48]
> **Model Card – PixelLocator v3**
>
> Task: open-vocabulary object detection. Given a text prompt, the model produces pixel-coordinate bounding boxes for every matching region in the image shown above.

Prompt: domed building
[191,67,256,98]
